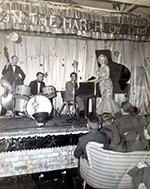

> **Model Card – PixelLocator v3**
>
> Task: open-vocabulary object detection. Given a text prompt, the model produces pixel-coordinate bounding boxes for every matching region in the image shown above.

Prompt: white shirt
[12,65,16,72]
[37,82,41,94]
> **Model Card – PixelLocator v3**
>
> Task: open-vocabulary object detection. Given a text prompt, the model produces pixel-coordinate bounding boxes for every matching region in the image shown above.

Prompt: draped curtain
[0,31,150,115]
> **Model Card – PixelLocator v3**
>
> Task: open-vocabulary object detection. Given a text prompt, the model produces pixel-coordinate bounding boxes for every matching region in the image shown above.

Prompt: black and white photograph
[0,0,150,188]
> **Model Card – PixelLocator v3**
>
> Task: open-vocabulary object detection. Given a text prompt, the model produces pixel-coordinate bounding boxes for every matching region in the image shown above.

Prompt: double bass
[0,47,22,111]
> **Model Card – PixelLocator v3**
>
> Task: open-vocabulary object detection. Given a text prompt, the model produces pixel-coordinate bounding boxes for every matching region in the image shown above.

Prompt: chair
[80,142,150,189]
[59,91,78,116]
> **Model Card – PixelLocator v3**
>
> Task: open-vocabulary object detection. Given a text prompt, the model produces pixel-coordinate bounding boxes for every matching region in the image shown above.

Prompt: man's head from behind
[121,102,134,114]
[101,112,112,126]
[87,114,101,130]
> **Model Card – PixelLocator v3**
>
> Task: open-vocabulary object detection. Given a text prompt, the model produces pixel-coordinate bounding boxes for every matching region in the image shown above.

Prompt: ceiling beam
[120,3,126,11]
[124,4,137,12]
[101,0,150,7]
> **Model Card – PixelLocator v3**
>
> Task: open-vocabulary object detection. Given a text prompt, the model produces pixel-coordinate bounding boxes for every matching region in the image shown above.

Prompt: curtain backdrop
[0,31,150,115]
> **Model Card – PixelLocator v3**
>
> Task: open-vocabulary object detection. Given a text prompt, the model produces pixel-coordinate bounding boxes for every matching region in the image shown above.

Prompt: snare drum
[26,95,52,119]
[15,95,28,113]
[15,85,30,97]
[43,85,56,98]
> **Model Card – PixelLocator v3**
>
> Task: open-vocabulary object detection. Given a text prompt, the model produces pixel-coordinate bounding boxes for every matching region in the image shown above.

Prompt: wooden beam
[120,3,126,11]
[124,4,137,12]
[99,0,150,7]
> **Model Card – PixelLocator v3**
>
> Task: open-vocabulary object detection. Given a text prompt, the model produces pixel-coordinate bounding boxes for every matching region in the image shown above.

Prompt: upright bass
[0,47,22,111]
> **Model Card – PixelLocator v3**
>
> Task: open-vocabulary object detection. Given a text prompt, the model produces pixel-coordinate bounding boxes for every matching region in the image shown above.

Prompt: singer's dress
[96,65,121,115]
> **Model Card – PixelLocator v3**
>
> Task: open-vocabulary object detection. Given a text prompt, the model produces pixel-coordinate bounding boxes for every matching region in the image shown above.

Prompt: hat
[122,102,134,113]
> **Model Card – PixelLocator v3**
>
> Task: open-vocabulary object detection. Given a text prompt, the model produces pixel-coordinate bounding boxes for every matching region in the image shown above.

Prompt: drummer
[29,72,45,95]
[29,72,55,116]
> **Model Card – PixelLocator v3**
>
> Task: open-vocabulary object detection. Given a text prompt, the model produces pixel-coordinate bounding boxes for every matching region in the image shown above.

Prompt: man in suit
[2,55,26,83]
[65,72,84,115]
[29,72,45,95]
[1,55,26,116]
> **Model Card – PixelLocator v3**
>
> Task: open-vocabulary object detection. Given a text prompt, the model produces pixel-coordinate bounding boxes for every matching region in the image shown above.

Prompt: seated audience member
[74,114,109,159]
[100,112,126,152]
[29,72,45,95]
[65,72,84,116]
[128,161,150,189]
[116,102,149,152]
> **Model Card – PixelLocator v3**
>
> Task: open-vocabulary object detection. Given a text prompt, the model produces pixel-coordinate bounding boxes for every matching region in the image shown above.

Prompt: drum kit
[1,47,56,126]
[14,85,56,126]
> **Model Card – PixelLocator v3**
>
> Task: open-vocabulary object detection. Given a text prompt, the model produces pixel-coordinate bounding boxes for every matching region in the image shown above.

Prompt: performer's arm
[18,67,26,82]
[2,64,10,75]
[95,70,101,83]
[65,82,73,94]
[29,81,34,95]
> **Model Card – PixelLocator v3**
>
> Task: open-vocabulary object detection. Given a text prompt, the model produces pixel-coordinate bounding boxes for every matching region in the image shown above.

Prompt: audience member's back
[74,114,109,159]
[115,102,149,151]
[100,112,126,152]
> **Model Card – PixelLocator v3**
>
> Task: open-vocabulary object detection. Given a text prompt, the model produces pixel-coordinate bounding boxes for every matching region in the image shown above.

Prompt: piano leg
[92,97,97,114]
[83,97,97,117]
[83,98,89,118]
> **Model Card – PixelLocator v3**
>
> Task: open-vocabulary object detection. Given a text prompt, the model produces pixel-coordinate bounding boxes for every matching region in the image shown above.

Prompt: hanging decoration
[5,32,19,42]
[0,0,150,41]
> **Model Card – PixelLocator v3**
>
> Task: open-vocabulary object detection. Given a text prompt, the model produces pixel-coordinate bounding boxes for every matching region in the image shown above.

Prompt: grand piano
[76,50,131,116]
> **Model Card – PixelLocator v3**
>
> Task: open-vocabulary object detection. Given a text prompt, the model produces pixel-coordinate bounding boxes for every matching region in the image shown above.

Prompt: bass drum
[26,95,52,119]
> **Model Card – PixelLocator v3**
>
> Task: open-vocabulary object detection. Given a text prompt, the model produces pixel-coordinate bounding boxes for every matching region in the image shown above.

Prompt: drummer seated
[29,72,45,96]
[29,72,56,117]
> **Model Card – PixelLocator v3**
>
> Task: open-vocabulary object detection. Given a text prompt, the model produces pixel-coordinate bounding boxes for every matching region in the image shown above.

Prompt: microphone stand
[66,80,80,122]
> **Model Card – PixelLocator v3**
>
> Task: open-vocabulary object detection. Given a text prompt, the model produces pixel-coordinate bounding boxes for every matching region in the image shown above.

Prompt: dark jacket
[100,123,126,152]
[29,80,45,95]
[115,114,148,151]
[65,81,78,101]
[74,130,109,159]
[2,65,26,82]
[128,164,150,189]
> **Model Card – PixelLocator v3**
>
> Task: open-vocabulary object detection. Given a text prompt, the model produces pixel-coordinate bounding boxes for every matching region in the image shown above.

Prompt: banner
[0,0,150,41]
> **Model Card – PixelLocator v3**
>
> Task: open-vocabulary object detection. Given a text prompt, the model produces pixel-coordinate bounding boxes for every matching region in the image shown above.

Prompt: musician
[65,72,84,115]
[95,54,121,116]
[1,55,26,116]
[2,55,26,83]
[29,72,45,95]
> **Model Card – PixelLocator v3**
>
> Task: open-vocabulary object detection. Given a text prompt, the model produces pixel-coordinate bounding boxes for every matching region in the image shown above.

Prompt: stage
[0,115,89,178]
[0,115,88,139]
